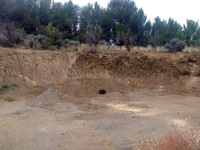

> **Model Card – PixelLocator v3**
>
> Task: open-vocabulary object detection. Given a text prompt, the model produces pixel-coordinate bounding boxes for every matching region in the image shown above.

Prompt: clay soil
[0,48,200,150]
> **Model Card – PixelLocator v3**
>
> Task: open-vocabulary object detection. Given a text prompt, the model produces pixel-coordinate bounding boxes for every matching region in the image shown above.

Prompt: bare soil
[0,48,200,150]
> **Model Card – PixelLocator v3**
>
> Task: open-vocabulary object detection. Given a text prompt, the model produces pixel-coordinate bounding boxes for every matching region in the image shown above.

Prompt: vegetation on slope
[0,0,199,52]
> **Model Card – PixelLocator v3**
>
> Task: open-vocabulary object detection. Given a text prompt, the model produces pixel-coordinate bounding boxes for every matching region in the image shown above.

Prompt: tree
[107,0,137,43]
[11,0,40,33]
[0,0,15,20]
[86,28,103,46]
[184,20,199,46]
[51,1,79,39]
[100,11,115,42]
[39,0,52,26]
[116,24,134,51]
[166,18,182,40]
[151,17,168,46]
[79,2,104,42]
[129,8,151,46]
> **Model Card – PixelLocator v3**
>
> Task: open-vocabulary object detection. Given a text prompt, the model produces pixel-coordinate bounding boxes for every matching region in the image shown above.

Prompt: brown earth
[0,47,200,150]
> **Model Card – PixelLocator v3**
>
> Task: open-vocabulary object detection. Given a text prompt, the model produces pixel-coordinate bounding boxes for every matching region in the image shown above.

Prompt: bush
[11,31,23,44]
[19,28,26,38]
[25,34,50,49]
[165,38,186,53]
[164,43,172,50]
[25,34,35,41]
[49,46,57,50]
[68,40,80,46]
[98,40,109,46]
[138,125,200,150]
[0,33,9,46]
[41,39,49,49]
[33,41,41,50]
[34,34,45,42]
[62,39,70,48]
[2,84,9,89]
[0,22,24,46]
[62,39,80,48]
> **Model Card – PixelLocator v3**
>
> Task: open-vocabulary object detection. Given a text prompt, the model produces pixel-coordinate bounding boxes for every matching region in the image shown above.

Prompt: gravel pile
[27,88,62,108]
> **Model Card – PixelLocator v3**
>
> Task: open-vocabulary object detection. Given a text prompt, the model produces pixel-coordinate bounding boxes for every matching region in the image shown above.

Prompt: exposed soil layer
[1,48,200,96]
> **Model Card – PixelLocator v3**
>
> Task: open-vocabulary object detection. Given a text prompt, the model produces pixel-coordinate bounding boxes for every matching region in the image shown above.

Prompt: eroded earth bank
[0,48,200,150]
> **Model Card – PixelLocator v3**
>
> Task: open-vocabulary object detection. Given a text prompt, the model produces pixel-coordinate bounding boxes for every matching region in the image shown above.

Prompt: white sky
[55,0,200,25]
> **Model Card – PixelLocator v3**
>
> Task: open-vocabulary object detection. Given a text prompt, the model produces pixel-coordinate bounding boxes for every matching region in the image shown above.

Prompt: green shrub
[4,95,16,102]
[62,39,70,48]
[0,85,2,90]
[2,84,9,89]
[19,28,26,38]
[45,23,57,37]
[34,34,45,42]
[12,83,17,87]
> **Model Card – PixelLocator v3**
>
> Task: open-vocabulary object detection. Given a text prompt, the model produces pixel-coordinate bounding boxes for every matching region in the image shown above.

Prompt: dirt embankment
[1,47,200,96]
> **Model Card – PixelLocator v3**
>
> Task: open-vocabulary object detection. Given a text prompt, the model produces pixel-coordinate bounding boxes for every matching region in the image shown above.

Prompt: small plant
[0,85,2,90]
[49,46,57,50]
[4,95,16,102]
[34,42,41,50]
[138,125,200,150]
[33,84,44,89]
[0,91,4,95]
[2,84,9,89]
[12,83,17,87]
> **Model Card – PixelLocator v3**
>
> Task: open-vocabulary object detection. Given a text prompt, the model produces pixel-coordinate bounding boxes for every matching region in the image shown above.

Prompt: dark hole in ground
[99,89,106,95]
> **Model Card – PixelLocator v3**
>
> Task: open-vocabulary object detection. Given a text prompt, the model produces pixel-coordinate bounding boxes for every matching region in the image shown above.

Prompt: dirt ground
[0,48,200,150]
[0,86,200,150]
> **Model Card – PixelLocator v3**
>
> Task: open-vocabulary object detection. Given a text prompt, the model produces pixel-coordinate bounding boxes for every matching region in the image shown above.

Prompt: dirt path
[1,89,200,150]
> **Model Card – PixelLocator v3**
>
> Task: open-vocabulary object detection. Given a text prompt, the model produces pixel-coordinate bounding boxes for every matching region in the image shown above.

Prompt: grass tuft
[4,95,16,102]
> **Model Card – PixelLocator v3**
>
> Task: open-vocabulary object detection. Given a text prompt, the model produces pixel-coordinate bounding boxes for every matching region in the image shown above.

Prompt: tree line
[1,0,200,49]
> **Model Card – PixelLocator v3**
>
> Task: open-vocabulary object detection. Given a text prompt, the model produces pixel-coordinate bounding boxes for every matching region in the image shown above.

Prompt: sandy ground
[0,88,200,150]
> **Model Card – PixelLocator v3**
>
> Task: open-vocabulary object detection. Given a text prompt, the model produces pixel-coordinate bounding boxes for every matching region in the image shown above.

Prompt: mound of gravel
[27,88,62,108]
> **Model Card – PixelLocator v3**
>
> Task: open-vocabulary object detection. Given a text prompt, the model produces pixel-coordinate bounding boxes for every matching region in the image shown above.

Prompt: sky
[55,0,200,26]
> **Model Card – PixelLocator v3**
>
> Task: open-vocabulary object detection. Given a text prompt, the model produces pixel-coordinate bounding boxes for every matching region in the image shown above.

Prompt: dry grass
[184,47,200,54]
[137,125,200,150]
[72,44,168,53]
[73,44,200,54]
[4,95,16,102]
[29,84,45,95]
